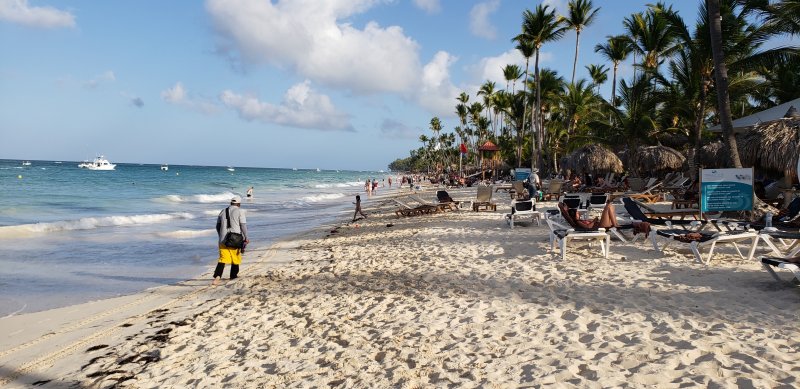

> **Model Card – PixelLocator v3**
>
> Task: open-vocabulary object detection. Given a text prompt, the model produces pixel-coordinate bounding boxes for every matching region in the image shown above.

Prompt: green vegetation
[390,0,799,178]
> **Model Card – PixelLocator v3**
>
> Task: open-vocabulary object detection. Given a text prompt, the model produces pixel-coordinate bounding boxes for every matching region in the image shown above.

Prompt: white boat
[161,164,169,171]
[316,168,321,172]
[21,161,31,166]
[227,167,235,172]
[79,156,116,170]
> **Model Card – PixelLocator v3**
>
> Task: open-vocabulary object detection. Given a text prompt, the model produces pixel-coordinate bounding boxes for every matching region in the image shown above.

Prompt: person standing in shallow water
[213,196,249,286]
[353,195,367,221]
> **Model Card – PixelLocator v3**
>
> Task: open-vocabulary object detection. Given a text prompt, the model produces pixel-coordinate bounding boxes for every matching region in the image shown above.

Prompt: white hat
[231,196,241,204]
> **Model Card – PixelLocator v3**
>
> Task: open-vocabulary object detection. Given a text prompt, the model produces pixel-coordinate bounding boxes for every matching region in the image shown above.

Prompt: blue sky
[0,0,765,170]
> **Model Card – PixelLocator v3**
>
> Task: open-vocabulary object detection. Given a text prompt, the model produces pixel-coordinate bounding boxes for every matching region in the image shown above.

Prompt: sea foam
[0,212,195,238]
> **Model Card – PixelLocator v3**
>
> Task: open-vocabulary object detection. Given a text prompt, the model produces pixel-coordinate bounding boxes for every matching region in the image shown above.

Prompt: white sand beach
[2,189,799,388]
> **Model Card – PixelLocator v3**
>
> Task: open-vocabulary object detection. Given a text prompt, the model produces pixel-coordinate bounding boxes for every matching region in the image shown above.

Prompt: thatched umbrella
[738,113,800,177]
[632,144,686,175]
[697,141,730,168]
[566,144,624,175]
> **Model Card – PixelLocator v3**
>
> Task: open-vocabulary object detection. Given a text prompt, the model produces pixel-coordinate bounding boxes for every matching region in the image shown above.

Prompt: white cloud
[161,82,186,103]
[412,0,440,14]
[83,71,115,89]
[380,118,419,139]
[220,80,353,131]
[206,0,422,95]
[417,51,461,118]
[0,0,75,29]
[161,82,218,114]
[542,0,568,15]
[469,0,500,40]
[467,49,524,86]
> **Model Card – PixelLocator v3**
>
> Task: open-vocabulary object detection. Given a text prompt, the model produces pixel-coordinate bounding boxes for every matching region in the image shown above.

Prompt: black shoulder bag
[222,207,245,249]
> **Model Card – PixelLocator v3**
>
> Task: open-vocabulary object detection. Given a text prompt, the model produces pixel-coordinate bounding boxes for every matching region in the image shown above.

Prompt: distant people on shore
[388,176,393,187]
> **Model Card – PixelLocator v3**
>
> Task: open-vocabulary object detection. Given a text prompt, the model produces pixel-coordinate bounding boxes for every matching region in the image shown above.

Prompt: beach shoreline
[2,188,799,388]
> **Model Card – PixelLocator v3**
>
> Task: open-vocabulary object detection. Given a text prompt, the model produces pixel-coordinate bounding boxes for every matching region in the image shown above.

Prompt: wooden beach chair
[393,197,439,217]
[542,180,565,201]
[409,194,455,212]
[472,186,497,212]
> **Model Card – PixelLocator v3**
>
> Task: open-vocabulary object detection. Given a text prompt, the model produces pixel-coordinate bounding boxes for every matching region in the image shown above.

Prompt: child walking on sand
[353,195,367,221]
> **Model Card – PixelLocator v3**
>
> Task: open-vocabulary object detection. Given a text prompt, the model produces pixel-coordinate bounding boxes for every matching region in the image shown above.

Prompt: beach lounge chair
[653,229,760,265]
[755,229,800,257]
[624,178,664,204]
[436,190,461,210]
[758,256,800,285]
[542,180,565,201]
[545,214,610,261]
[393,197,439,217]
[558,200,645,243]
[505,198,542,228]
[625,197,701,220]
[511,181,529,200]
[473,186,497,212]
[409,194,455,212]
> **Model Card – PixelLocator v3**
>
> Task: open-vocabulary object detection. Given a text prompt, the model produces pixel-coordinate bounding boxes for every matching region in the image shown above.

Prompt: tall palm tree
[429,117,442,172]
[477,81,497,135]
[594,35,632,106]
[517,4,568,172]
[510,39,536,166]
[585,64,609,94]
[708,0,742,168]
[564,0,601,84]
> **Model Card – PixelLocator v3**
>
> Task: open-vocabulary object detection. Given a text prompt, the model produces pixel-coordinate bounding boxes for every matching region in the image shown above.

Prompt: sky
[0,0,770,171]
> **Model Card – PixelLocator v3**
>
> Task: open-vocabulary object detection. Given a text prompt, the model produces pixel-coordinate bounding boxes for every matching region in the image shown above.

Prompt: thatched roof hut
[632,145,685,175]
[566,144,624,175]
[697,141,730,168]
[738,116,800,176]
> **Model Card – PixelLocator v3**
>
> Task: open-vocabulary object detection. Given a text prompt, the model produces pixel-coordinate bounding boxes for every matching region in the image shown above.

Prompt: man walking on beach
[213,196,249,286]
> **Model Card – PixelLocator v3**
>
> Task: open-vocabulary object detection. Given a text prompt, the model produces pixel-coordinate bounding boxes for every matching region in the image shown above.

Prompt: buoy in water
[17,175,22,179]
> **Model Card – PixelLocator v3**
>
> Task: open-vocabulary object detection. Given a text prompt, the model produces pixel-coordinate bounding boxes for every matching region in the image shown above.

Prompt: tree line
[389,0,799,179]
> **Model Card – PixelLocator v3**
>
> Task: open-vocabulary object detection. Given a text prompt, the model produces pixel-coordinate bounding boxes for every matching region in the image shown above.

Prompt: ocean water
[0,159,395,316]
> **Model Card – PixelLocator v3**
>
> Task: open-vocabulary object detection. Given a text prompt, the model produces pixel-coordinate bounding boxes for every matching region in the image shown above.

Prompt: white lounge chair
[505,198,542,228]
[545,216,610,261]
[758,256,800,285]
[653,229,760,265]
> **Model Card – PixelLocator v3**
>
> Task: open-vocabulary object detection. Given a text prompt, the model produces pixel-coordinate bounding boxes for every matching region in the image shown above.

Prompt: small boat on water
[227,167,235,172]
[161,164,169,171]
[79,156,116,170]
[21,161,31,166]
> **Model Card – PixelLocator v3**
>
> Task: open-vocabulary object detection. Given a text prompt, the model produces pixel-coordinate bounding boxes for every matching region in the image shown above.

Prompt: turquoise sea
[0,159,395,316]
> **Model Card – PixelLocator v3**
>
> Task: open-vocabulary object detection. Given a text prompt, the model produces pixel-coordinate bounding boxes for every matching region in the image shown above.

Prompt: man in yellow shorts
[213,196,249,286]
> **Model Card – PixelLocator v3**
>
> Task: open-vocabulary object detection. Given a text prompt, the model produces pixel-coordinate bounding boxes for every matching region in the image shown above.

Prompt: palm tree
[590,75,659,166]
[477,81,497,135]
[564,0,600,84]
[708,0,742,168]
[594,35,632,106]
[585,64,609,94]
[559,79,602,147]
[502,64,523,94]
[517,4,568,172]
[455,92,470,157]
[509,38,536,167]
[429,117,442,172]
